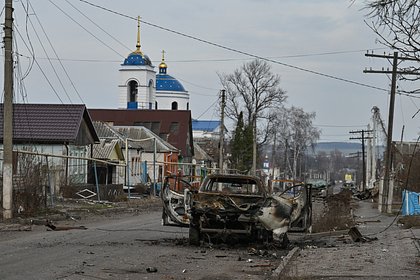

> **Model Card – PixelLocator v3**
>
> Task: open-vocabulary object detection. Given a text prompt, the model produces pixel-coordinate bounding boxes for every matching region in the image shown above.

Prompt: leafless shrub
[13,152,48,215]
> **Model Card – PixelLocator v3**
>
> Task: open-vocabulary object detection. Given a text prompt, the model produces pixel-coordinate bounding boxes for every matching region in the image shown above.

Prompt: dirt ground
[282,195,420,279]
[1,191,419,279]
[1,196,290,279]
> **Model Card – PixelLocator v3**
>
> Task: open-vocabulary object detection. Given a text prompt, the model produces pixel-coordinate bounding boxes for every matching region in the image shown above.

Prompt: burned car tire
[189,225,200,246]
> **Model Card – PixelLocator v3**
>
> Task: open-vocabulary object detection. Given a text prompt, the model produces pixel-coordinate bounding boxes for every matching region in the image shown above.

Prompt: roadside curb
[272,246,300,277]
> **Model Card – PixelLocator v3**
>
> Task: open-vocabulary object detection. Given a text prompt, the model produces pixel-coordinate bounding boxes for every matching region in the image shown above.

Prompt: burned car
[161,175,194,227]
[161,174,312,245]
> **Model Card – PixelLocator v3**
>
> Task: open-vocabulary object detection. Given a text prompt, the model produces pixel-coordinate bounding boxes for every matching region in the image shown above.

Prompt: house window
[128,80,138,102]
[171,101,178,110]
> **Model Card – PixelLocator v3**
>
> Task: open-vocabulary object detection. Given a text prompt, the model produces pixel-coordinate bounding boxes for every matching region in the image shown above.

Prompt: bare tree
[274,107,320,181]
[219,59,286,124]
[364,1,420,79]
[219,59,287,174]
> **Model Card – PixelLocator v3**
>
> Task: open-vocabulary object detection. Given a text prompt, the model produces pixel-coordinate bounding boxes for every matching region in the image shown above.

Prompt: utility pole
[218,89,226,174]
[251,108,257,176]
[2,0,14,220]
[364,51,420,213]
[349,151,362,186]
[350,130,373,192]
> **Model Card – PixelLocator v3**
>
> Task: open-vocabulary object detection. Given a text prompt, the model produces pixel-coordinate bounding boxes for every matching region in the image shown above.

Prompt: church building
[118,17,189,111]
[90,17,194,162]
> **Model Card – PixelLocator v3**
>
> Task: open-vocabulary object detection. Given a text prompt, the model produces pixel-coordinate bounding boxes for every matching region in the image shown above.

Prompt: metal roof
[92,121,178,153]
[0,103,99,145]
[89,109,193,158]
[88,139,124,161]
[192,120,220,132]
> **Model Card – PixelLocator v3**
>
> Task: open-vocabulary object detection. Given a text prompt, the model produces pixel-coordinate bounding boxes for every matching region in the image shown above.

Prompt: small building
[92,121,179,189]
[0,104,99,194]
[89,109,194,163]
[192,120,221,139]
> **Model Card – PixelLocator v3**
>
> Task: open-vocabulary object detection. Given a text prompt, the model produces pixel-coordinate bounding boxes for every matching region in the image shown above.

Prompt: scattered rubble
[348,226,378,242]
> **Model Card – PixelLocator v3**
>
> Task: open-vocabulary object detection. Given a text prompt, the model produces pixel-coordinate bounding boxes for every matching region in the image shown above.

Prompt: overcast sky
[2,0,420,143]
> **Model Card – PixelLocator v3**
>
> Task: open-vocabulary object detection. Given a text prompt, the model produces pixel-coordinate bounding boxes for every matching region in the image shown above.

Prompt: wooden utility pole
[364,51,420,213]
[218,89,226,174]
[2,0,14,219]
[251,109,257,176]
[350,130,373,192]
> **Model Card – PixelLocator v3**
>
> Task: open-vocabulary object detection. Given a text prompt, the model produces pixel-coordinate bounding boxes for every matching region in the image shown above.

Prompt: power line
[314,124,367,128]
[25,0,85,104]
[64,0,131,54]
[195,98,219,120]
[12,48,389,64]
[48,0,125,60]
[77,0,391,94]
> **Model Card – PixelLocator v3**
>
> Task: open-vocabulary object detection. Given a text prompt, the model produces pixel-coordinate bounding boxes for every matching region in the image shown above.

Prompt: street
[0,210,287,280]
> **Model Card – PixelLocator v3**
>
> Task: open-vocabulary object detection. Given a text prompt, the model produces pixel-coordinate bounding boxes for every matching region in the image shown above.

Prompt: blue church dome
[123,52,152,66]
[156,74,186,92]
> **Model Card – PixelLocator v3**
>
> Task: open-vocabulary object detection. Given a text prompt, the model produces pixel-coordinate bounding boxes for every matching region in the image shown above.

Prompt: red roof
[88,109,194,159]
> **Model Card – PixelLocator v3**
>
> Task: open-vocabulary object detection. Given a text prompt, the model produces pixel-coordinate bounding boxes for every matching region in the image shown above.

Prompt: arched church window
[155,101,158,110]
[187,102,189,110]
[171,101,178,110]
[128,80,138,102]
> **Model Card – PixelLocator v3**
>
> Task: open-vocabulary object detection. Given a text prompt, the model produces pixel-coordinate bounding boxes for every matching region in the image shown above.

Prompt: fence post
[93,160,100,201]
[45,155,54,208]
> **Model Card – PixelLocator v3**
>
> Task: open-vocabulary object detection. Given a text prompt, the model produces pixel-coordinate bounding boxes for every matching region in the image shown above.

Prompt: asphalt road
[0,210,287,280]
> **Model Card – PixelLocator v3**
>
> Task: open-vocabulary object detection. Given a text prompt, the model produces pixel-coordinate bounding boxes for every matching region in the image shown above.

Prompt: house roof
[0,104,99,145]
[192,120,220,132]
[193,142,213,162]
[88,139,124,161]
[115,126,179,153]
[89,109,193,158]
[92,121,178,153]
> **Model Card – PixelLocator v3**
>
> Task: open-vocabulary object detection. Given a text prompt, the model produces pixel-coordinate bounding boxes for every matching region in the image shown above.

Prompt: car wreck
[161,174,312,245]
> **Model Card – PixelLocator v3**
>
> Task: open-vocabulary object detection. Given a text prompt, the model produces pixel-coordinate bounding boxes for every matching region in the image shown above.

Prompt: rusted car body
[161,174,312,245]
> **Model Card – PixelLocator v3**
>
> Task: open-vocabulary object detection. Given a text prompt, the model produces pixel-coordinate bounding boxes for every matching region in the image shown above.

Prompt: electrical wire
[26,0,85,104]
[366,134,420,236]
[15,5,74,104]
[20,0,35,81]
[48,0,126,60]
[77,0,396,95]
[195,98,219,120]
[314,124,367,128]
[64,0,131,54]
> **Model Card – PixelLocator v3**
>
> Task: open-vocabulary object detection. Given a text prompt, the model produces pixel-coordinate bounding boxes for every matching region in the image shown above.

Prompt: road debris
[45,220,87,231]
[0,224,32,231]
[348,226,377,242]
[146,267,158,273]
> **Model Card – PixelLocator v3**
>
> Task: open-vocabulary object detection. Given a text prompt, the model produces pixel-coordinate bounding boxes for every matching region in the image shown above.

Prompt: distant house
[192,120,221,139]
[0,104,99,193]
[89,109,194,162]
[192,120,226,162]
